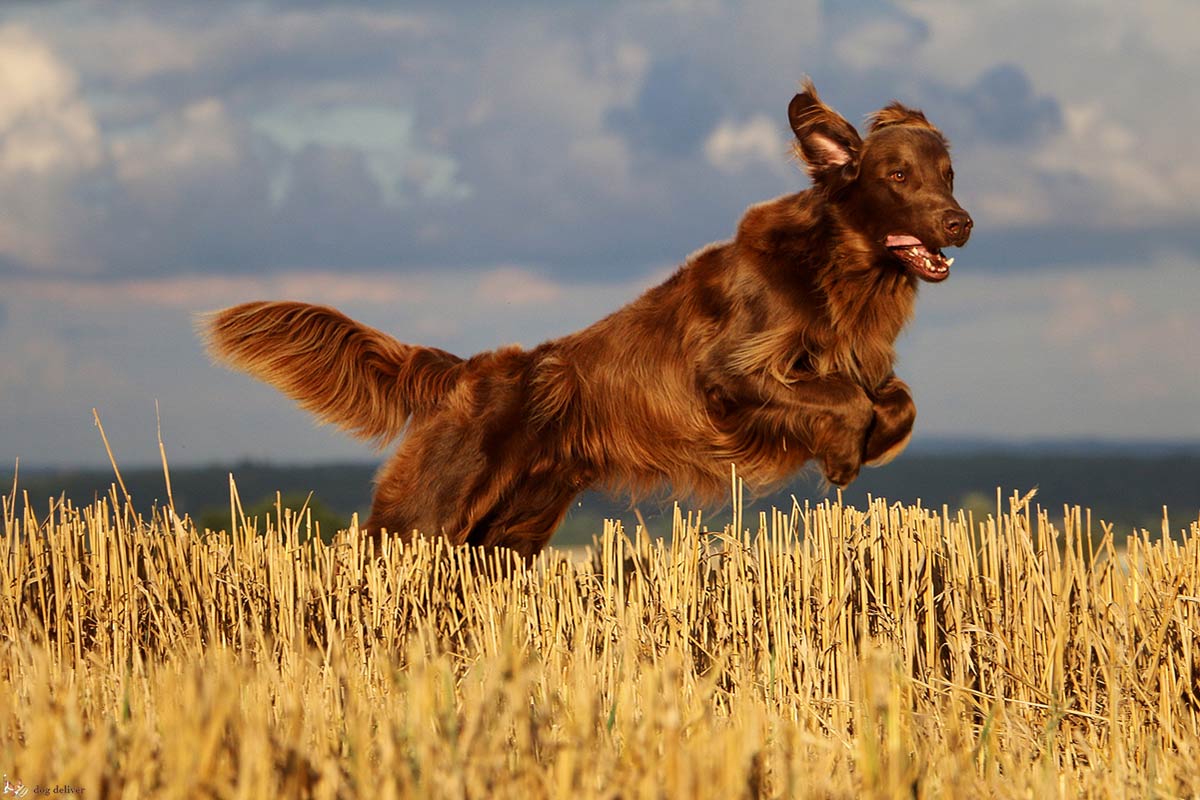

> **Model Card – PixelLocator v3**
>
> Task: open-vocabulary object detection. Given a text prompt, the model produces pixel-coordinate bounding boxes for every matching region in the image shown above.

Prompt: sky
[1,0,1198,469]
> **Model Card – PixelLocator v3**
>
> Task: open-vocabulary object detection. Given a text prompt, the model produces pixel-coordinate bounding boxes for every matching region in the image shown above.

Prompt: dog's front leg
[709,373,875,488]
[863,375,916,467]
[801,382,875,487]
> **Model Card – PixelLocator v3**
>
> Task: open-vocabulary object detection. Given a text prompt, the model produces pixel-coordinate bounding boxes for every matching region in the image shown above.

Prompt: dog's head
[788,80,972,283]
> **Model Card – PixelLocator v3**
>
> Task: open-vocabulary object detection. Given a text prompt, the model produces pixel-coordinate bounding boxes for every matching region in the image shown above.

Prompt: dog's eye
[889,170,906,183]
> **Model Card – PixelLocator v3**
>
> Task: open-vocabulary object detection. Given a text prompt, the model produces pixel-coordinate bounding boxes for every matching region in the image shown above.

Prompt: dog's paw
[865,429,912,467]
[822,457,861,488]
[863,378,916,467]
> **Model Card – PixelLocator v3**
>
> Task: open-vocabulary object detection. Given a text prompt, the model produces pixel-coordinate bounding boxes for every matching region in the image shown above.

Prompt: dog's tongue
[885,234,953,282]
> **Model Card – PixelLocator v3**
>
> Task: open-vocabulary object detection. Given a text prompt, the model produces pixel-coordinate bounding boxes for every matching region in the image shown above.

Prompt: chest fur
[718,274,915,393]
[809,247,917,387]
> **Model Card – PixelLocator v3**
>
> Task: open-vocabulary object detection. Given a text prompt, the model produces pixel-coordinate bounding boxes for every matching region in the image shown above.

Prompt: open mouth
[885,234,954,282]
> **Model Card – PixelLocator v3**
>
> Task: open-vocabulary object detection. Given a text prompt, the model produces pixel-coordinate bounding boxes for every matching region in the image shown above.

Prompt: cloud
[900,251,1200,438]
[252,104,469,204]
[703,115,791,175]
[0,265,666,466]
[0,0,1194,287]
[5,248,1198,467]
[961,222,1200,271]
[0,25,101,173]
[823,0,929,71]
[3,0,1200,468]
[606,54,726,158]
[892,1,1200,229]
[110,98,246,190]
[473,267,563,307]
[0,25,104,273]
[0,6,684,279]
[940,63,1062,145]
[100,97,286,273]
[5,265,656,347]
[47,5,432,102]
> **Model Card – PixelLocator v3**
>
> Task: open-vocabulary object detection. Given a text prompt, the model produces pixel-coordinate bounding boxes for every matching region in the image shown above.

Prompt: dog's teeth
[946,257,955,268]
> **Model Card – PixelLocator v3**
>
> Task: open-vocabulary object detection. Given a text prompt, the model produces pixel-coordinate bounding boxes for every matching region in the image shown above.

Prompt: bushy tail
[201,301,464,445]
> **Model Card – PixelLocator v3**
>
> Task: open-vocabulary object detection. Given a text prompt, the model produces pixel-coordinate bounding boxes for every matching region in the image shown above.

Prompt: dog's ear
[868,101,945,141]
[788,79,863,183]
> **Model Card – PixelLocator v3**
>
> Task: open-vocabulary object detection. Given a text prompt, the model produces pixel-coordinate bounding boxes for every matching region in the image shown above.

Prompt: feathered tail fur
[201,301,464,445]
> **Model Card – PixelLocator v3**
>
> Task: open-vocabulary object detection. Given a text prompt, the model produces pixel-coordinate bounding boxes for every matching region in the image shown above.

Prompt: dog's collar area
[885,234,953,282]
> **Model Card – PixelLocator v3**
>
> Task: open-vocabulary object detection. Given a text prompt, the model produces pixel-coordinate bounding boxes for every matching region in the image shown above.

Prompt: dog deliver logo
[2,774,29,798]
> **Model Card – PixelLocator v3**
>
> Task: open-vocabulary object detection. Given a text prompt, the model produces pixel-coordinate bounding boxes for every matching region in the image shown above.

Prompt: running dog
[203,80,972,558]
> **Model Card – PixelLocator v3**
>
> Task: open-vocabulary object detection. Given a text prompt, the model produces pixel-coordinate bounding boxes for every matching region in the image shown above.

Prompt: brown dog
[204,81,971,558]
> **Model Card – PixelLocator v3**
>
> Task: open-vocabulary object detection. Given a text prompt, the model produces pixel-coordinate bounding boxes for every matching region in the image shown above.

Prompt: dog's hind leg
[464,483,580,561]
[364,403,587,560]
[367,457,581,561]
[364,342,588,559]
[364,410,500,548]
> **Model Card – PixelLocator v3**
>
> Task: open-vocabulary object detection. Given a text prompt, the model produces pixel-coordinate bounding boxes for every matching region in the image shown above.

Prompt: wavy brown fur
[202,302,463,445]
[201,82,971,560]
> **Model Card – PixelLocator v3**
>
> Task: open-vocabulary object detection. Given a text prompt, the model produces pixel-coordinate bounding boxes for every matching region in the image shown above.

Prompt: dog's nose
[942,209,973,244]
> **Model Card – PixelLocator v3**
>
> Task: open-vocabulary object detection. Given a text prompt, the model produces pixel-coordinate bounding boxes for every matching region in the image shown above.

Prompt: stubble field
[1,476,1198,798]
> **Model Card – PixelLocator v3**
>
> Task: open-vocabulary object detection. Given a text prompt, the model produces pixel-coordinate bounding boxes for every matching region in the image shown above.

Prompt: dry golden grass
[1,476,1198,798]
